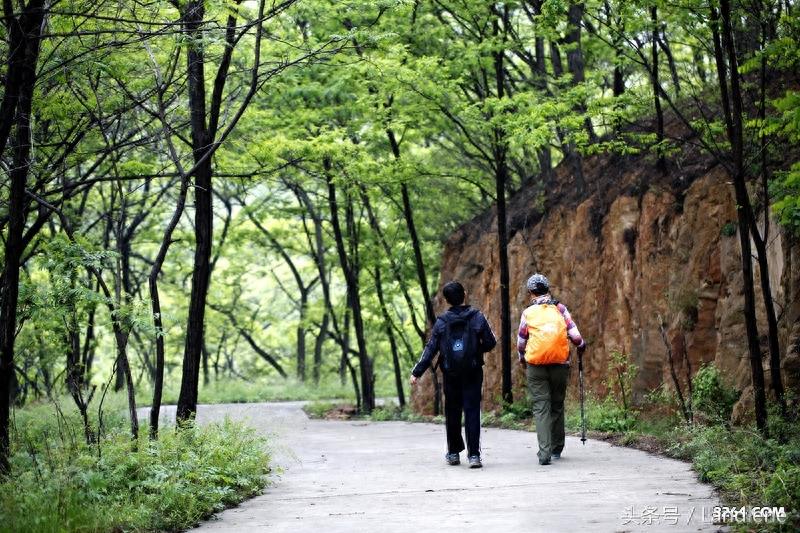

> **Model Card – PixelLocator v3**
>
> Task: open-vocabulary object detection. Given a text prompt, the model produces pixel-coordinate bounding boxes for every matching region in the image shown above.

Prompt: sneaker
[468,455,482,468]
[552,452,561,460]
[445,453,460,466]
[539,457,551,466]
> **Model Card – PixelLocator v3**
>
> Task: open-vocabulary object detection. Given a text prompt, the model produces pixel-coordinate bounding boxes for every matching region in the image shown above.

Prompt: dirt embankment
[412,118,800,417]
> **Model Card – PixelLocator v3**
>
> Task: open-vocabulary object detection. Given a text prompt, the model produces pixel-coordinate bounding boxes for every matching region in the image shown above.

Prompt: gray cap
[526,273,549,295]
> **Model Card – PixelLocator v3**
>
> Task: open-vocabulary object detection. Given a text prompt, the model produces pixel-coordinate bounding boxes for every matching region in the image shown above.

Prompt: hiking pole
[579,349,586,445]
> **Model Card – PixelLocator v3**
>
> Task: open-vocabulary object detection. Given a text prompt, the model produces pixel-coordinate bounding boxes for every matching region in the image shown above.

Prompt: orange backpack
[522,301,570,365]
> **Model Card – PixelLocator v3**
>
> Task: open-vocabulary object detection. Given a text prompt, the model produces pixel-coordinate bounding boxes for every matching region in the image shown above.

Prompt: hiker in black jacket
[410,281,497,468]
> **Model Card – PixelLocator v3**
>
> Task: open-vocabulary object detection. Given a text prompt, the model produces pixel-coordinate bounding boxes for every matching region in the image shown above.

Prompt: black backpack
[440,310,480,374]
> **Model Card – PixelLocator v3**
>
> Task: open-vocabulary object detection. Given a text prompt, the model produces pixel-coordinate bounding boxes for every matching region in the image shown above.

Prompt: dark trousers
[526,364,569,461]
[443,368,483,457]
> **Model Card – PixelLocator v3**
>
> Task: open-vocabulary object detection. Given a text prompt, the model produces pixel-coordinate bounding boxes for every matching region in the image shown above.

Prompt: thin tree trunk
[360,178,426,342]
[493,15,513,404]
[714,0,768,432]
[374,266,406,408]
[566,3,596,142]
[341,304,350,385]
[326,160,375,413]
[748,0,786,417]
[651,6,666,172]
[247,213,312,381]
[202,344,210,385]
[297,291,308,381]
[289,182,332,385]
[658,33,681,95]
[313,312,329,385]
[145,61,192,435]
[387,130,441,413]
[658,316,691,424]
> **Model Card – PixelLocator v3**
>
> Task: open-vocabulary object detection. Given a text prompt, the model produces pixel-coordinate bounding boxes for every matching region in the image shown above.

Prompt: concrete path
[157,402,723,532]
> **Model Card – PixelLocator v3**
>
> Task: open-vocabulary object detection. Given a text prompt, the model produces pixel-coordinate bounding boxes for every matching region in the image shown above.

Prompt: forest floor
[153,402,726,532]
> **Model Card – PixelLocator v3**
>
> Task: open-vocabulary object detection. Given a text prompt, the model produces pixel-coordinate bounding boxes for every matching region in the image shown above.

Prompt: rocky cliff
[411,127,800,419]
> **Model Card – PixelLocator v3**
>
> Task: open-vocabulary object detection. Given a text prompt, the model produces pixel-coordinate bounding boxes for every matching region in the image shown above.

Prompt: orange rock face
[411,152,799,418]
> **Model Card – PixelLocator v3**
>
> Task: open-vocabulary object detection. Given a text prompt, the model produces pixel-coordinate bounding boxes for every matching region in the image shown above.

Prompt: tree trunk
[177,0,214,424]
[651,6,666,172]
[713,0,768,432]
[0,0,47,475]
[326,161,375,413]
[113,326,139,440]
[754,7,786,415]
[374,265,406,408]
[297,291,308,381]
[202,343,210,386]
[388,131,441,413]
[247,212,311,381]
[360,177,426,342]
[289,182,331,385]
[493,16,513,404]
[313,312,329,385]
[658,33,682,95]
[148,175,189,438]
[565,3,596,141]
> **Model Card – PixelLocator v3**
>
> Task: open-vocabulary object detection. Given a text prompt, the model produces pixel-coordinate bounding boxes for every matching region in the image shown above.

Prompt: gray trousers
[526,364,569,461]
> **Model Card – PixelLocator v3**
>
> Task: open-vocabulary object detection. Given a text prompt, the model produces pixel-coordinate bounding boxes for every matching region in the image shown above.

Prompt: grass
[0,395,271,532]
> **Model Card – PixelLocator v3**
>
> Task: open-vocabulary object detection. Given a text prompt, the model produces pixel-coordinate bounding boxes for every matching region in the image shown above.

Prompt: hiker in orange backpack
[517,273,586,465]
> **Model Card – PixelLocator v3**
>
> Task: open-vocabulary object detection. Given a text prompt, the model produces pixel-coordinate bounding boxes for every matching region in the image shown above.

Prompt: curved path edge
[150,402,724,533]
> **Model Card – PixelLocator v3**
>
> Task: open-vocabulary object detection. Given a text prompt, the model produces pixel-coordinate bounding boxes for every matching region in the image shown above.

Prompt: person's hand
[577,343,587,357]
[410,375,418,386]
[518,357,527,367]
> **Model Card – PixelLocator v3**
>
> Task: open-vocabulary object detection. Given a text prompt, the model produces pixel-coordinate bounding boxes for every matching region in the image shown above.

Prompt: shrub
[667,418,800,528]
[0,400,270,532]
[501,400,532,420]
[720,221,737,237]
[692,364,739,425]
[605,350,637,416]
[592,398,637,432]
[303,401,339,419]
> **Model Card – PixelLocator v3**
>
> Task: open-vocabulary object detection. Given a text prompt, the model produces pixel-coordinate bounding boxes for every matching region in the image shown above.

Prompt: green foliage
[563,393,798,525]
[720,221,737,237]
[566,395,638,433]
[0,399,270,532]
[303,401,341,419]
[668,413,800,528]
[605,350,637,416]
[773,161,800,233]
[692,364,740,425]
[501,399,533,420]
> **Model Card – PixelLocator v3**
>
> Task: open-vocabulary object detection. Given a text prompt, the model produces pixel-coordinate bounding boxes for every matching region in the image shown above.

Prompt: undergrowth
[0,397,271,532]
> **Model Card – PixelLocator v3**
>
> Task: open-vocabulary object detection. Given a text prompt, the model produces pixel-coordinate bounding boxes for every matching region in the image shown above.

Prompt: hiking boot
[552,452,561,460]
[539,457,551,466]
[468,455,482,469]
[445,453,460,466]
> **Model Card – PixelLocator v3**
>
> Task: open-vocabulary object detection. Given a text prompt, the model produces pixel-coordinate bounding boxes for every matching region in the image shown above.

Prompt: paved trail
[158,402,722,532]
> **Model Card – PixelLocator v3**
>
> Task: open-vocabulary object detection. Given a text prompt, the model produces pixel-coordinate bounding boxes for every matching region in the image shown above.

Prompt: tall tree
[0,0,48,475]
[326,160,375,413]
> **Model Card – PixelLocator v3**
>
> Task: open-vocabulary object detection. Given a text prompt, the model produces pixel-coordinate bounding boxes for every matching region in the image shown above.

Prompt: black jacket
[411,305,497,377]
